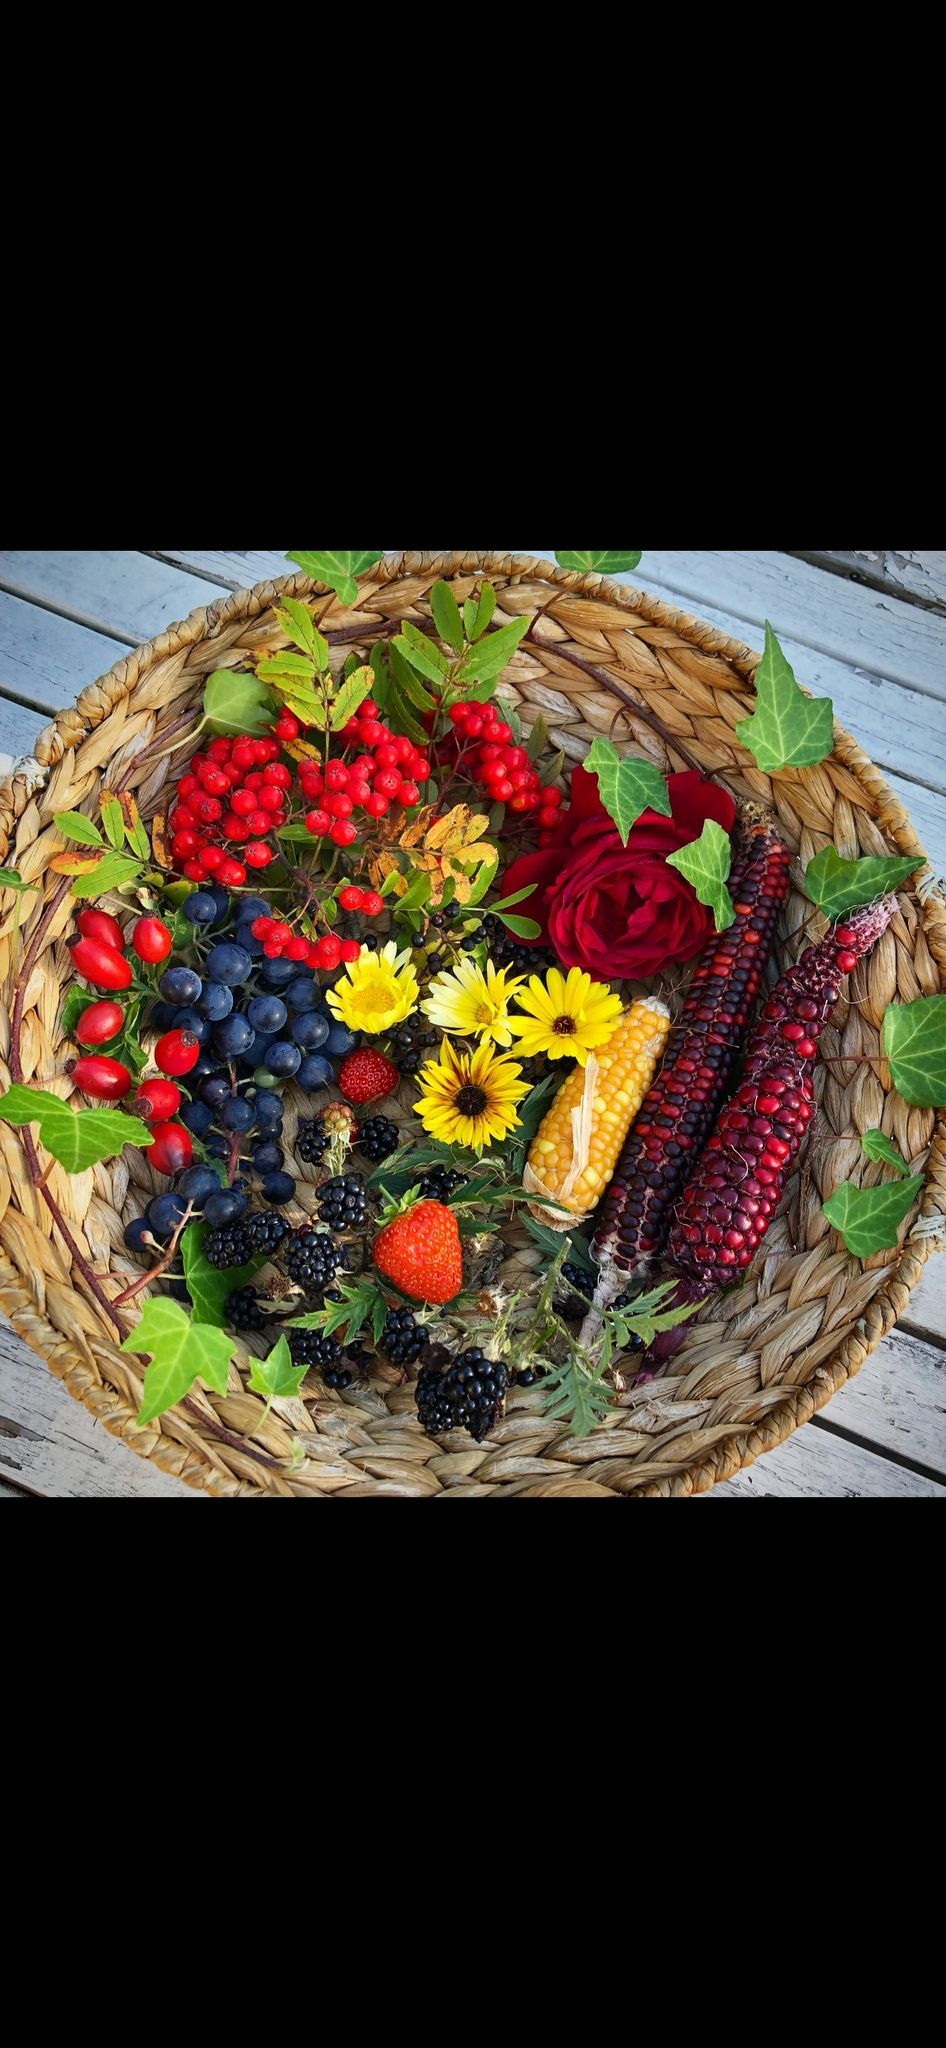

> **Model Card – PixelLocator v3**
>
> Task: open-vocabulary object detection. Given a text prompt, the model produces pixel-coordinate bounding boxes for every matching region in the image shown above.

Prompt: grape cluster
[168,735,289,885]
[300,698,430,844]
[416,1348,508,1442]
[438,701,567,825]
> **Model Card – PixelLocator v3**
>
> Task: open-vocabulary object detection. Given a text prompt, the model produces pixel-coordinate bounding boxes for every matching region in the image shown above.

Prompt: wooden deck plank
[0,589,127,716]
[153,549,288,590]
[0,550,221,647]
[0,1322,198,1499]
[797,552,946,614]
[713,1426,946,1498]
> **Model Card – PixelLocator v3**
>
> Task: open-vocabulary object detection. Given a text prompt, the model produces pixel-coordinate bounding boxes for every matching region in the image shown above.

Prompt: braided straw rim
[1,552,944,1498]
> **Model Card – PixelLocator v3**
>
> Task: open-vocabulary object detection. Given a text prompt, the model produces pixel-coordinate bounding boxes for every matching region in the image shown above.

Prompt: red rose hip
[68,1055,133,1102]
[69,937,134,991]
[153,1029,200,1077]
[132,916,174,964]
[148,1122,194,1175]
[77,907,125,952]
[135,1078,183,1121]
[75,1000,125,1047]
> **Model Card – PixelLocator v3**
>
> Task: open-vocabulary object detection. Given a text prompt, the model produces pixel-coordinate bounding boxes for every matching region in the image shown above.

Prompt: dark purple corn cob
[592,819,791,1287]
[666,894,898,1302]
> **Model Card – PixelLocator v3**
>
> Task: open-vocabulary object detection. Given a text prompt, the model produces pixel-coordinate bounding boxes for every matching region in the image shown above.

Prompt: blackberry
[414,1165,465,1204]
[358,1115,399,1163]
[226,1285,267,1333]
[296,1118,329,1167]
[382,1307,426,1366]
[287,1326,343,1371]
[318,1174,369,1230]
[283,1227,345,1295]
[244,1211,292,1257]
[344,1343,374,1374]
[389,1021,438,1076]
[416,1348,508,1442]
[203,1223,252,1269]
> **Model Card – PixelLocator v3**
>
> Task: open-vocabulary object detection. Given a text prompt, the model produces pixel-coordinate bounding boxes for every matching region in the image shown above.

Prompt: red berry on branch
[132,916,173,965]
[69,937,133,991]
[397,780,421,806]
[359,698,380,720]
[361,891,385,918]
[348,781,372,806]
[76,1000,125,1047]
[209,738,232,762]
[183,859,207,881]
[222,816,250,841]
[358,720,384,746]
[449,705,468,726]
[68,1055,133,1102]
[541,787,563,808]
[339,886,365,911]
[198,845,224,872]
[364,792,389,818]
[374,743,400,771]
[315,935,343,970]
[148,1122,194,1176]
[307,809,332,836]
[330,820,359,847]
[232,742,256,772]
[244,842,274,868]
[325,762,350,792]
[340,939,362,963]
[373,770,401,799]
[326,793,354,819]
[154,1030,200,1078]
[286,936,310,962]
[393,736,415,763]
[77,906,125,952]
[179,775,198,799]
[231,788,256,816]
[247,810,271,835]
[276,712,300,741]
[135,1078,182,1121]
[216,858,247,887]
[263,763,292,790]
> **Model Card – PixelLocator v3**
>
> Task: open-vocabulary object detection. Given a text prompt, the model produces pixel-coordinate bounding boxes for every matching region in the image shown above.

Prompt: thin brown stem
[181,1398,284,1472]
[524,628,712,781]
[114,712,197,793]
[9,876,73,1078]
[111,1205,196,1307]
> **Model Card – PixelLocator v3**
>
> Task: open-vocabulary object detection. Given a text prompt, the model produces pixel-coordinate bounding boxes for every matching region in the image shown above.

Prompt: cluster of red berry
[301,701,429,843]
[248,916,350,968]
[169,736,291,885]
[442,701,567,829]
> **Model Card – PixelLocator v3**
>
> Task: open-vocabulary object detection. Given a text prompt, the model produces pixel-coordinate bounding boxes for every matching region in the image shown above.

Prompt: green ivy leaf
[429,579,465,654]
[55,811,103,846]
[822,1174,925,1257]
[393,620,452,685]
[330,664,376,732]
[123,1298,236,1425]
[247,1334,308,1403]
[455,614,531,686]
[181,1223,263,1327]
[804,846,923,920]
[735,623,834,772]
[204,669,276,736]
[0,1085,153,1172]
[666,819,735,932]
[101,798,125,850]
[274,595,325,663]
[555,551,642,576]
[861,1131,912,1177]
[0,867,34,893]
[583,737,671,845]
[286,550,383,607]
[883,996,946,1106]
[69,851,144,899]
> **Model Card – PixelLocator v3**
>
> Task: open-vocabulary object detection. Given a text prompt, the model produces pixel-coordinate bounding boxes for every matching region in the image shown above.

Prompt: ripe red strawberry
[338,1047,399,1105]
[373,1201,463,1305]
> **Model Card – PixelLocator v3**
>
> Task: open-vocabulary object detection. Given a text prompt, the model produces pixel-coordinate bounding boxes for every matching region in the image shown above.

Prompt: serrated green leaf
[101,799,125,850]
[274,595,323,662]
[393,620,451,685]
[286,550,383,607]
[583,737,671,845]
[55,811,103,846]
[499,913,542,940]
[69,852,144,899]
[883,996,946,1107]
[822,1174,925,1257]
[330,664,376,732]
[463,596,478,642]
[123,1298,237,1424]
[247,1335,308,1403]
[455,614,531,686]
[804,847,922,920]
[735,623,834,772]
[555,551,642,576]
[0,866,33,893]
[666,819,735,932]
[0,1086,153,1172]
[181,1223,263,1327]
[204,668,276,736]
[429,579,465,654]
[288,1277,384,1344]
[540,1351,615,1438]
[861,1131,912,1177]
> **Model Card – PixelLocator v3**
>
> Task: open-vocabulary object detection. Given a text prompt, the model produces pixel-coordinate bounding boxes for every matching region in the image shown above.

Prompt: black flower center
[554,1015,577,1035]
[455,1084,489,1116]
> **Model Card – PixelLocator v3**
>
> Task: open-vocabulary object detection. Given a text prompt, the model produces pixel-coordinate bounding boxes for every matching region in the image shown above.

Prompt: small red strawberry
[373,1201,463,1305]
[338,1047,399,1105]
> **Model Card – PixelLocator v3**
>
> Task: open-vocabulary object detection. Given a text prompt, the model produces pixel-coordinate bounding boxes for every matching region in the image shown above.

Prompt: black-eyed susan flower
[414,1037,531,1154]
[421,957,524,1048]
[507,966,623,1066]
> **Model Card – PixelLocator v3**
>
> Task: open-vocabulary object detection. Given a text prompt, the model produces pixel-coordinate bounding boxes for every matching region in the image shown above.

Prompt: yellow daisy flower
[421,957,525,1048]
[507,966,624,1066]
[325,941,419,1037]
[414,1037,531,1154]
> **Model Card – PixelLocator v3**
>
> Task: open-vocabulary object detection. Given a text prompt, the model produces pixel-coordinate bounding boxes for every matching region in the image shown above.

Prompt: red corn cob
[592,818,791,1301]
[656,894,899,1338]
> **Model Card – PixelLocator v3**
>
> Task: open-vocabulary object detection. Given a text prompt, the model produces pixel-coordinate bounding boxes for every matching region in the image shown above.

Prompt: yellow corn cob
[524,997,671,1226]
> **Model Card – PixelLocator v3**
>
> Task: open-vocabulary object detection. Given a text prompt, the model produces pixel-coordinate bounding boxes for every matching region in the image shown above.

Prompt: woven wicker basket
[2,552,945,1498]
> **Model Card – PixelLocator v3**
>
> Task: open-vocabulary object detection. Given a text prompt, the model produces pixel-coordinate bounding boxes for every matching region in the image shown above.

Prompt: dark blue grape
[174,1007,211,1045]
[204,1134,229,1159]
[234,924,264,959]
[148,1001,176,1033]
[180,1100,214,1136]
[178,1164,222,1208]
[266,1040,302,1078]
[160,965,203,1006]
[325,1022,359,1056]
[203,1187,248,1228]
[262,1171,296,1205]
[200,1076,232,1108]
[124,1216,154,1253]
[209,887,231,923]
[286,974,318,1011]
[248,995,288,1035]
[196,980,234,1023]
[297,1053,334,1092]
[213,1015,256,1058]
[183,891,219,925]
[220,1097,256,1133]
[236,897,271,924]
[292,1011,331,1049]
[146,1192,189,1238]
[192,1052,221,1079]
[252,1141,284,1173]
[249,1089,284,1127]
[259,958,297,988]
[206,942,253,987]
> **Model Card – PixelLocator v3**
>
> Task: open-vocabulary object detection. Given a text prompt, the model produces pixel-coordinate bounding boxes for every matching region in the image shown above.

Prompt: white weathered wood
[0,696,55,767]
[0,590,127,715]
[712,1424,946,1498]
[901,1248,946,1337]
[818,1326,946,1473]
[0,550,220,648]
[155,549,288,590]
[0,1321,198,1499]
[798,553,946,613]
[0,1475,32,1498]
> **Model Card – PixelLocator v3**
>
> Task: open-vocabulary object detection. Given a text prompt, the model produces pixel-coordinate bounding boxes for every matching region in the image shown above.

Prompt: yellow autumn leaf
[50,852,108,876]
[284,737,324,763]
[424,804,491,855]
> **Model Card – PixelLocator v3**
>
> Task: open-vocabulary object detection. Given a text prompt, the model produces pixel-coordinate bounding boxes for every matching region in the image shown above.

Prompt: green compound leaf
[247,1335,308,1404]
[181,1224,263,1328]
[286,551,383,607]
[805,846,923,920]
[54,811,104,846]
[274,595,326,663]
[883,996,946,1107]
[540,1350,616,1438]
[123,1298,237,1425]
[822,1174,925,1258]
[555,551,642,576]
[464,583,497,642]
[455,614,531,687]
[101,798,126,850]
[204,668,276,736]
[861,1131,913,1177]
[429,579,465,654]
[68,852,144,899]
[666,819,735,932]
[583,736,671,846]
[393,619,452,685]
[330,664,376,732]
[735,622,834,772]
[497,913,542,940]
[0,1086,153,1173]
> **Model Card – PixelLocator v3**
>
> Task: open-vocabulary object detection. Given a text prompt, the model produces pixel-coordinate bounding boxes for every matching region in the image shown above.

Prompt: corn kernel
[524,998,671,1225]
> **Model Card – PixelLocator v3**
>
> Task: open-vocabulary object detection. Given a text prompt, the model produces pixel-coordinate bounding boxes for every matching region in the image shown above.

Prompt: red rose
[501,769,736,981]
